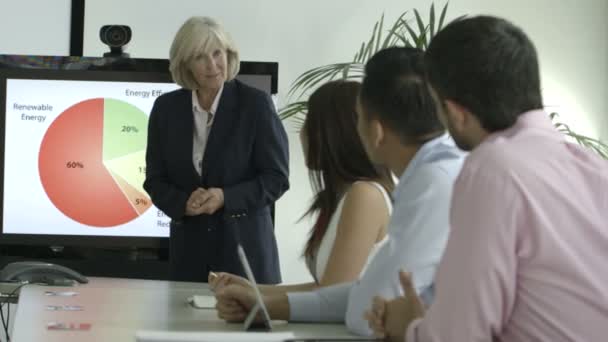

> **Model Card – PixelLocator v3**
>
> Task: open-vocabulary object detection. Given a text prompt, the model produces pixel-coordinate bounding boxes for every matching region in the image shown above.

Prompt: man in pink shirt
[365,15,608,342]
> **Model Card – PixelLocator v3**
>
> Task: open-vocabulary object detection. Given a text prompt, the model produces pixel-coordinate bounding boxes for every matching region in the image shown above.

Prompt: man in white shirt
[214,47,465,336]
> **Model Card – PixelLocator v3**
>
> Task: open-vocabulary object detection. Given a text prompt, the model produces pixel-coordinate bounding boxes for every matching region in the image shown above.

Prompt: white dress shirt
[192,85,224,176]
[286,134,465,336]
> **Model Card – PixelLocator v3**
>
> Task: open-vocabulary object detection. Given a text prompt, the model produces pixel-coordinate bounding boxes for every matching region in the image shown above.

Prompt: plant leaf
[429,2,436,39]
[438,2,449,30]
[403,20,425,49]
[365,21,380,62]
[354,42,366,63]
[375,14,385,55]
[281,2,456,128]
[288,68,332,98]
[551,112,608,159]
[288,63,355,99]
[394,32,411,46]
[413,9,428,49]
[354,13,391,62]
[278,101,308,120]
[291,115,306,131]
[342,63,351,79]
[382,11,409,48]
[329,63,348,81]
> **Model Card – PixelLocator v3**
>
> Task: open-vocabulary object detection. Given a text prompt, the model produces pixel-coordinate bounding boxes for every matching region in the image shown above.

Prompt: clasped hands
[185,187,224,216]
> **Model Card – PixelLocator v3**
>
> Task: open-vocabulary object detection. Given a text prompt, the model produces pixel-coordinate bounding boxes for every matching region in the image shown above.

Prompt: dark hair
[302,80,393,261]
[359,47,445,144]
[425,16,543,132]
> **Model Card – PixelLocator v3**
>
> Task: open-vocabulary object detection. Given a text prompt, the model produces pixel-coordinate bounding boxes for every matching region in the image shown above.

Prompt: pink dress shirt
[407,110,608,341]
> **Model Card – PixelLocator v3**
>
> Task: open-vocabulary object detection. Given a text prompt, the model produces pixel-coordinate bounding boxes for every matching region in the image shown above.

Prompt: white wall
[0,0,71,55]
[2,0,608,284]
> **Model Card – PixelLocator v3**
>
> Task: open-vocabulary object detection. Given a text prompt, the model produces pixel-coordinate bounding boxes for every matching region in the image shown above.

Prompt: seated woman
[210,80,394,293]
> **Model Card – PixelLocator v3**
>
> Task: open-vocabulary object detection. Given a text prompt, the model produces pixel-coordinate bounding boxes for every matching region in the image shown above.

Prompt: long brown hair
[302,80,393,261]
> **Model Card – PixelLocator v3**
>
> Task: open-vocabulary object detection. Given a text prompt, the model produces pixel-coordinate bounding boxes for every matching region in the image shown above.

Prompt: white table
[11,277,361,341]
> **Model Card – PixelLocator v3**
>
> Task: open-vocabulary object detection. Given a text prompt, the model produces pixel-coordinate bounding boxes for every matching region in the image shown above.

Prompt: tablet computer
[237,244,273,331]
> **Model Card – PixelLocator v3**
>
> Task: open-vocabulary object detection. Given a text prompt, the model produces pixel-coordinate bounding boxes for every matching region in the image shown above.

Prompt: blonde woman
[144,17,289,283]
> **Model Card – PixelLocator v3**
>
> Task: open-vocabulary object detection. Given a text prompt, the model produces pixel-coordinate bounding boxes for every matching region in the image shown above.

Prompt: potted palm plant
[278,2,608,158]
[279,2,454,123]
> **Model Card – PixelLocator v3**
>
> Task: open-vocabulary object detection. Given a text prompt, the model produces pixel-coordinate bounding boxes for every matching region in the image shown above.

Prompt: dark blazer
[144,79,289,283]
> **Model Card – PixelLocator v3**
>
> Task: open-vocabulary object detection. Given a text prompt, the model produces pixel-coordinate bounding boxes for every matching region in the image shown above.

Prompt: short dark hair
[360,47,444,145]
[425,16,543,132]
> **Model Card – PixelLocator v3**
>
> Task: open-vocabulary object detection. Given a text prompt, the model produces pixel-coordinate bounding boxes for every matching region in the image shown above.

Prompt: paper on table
[135,331,295,342]
[186,295,216,309]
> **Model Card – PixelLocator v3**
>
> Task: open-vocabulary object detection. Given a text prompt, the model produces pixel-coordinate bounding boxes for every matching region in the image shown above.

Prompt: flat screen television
[0,55,278,249]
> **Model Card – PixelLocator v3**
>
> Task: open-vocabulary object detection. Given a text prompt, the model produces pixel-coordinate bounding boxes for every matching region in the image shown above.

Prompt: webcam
[100,25,132,58]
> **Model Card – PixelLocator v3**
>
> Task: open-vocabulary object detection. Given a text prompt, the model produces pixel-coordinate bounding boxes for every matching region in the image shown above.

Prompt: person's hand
[198,188,224,215]
[185,188,208,216]
[365,295,388,338]
[215,284,258,323]
[209,272,250,292]
[364,271,426,342]
[185,188,224,216]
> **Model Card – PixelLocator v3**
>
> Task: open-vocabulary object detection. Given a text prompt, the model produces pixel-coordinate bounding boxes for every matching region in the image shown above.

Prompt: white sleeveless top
[307,181,393,283]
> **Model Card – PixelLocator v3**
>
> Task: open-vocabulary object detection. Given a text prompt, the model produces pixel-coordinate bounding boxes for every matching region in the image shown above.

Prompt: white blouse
[307,181,393,283]
[191,85,223,176]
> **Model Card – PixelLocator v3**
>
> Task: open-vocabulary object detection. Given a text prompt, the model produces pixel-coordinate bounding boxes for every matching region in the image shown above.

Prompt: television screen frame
[0,55,278,249]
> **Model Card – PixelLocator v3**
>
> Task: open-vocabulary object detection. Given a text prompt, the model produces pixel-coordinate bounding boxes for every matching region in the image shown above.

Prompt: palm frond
[382,11,410,48]
[392,30,412,46]
[291,115,306,131]
[341,63,351,79]
[374,14,385,56]
[437,2,449,32]
[365,22,380,62]
[278,101,308,121]
[413,9,429,49]
[287,63,363,100]
[429,3,436,39]
[281,2,449,127]
[550,112,608,159]
[402,20,426,49]
[354,42,366,63]
[278,3,607,161]
[354,19,379,63]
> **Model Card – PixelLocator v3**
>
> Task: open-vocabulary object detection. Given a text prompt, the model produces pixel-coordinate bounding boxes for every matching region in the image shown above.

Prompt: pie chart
[38,98,151,227]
